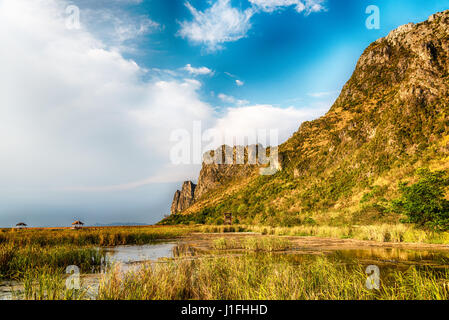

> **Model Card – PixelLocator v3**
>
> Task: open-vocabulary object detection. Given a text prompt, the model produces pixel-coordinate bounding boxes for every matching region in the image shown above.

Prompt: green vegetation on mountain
[161,11,449,230]
[392,168,449,230]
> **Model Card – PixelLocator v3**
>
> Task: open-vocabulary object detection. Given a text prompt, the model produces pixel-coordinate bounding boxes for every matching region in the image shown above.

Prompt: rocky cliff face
[194,144,270,201]
[283,10,449,176]
[164,10,449,225]
[170,181,196,214]
[170,144,273,213]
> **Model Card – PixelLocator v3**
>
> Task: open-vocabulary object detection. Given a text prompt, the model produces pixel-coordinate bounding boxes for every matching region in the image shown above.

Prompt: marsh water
[1,235,449,300]
[104,242,176,270]
[107,241,449,269]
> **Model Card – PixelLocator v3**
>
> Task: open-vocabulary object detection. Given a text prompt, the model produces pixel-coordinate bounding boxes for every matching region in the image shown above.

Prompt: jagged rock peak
[202,144,269,165]
[160,9,449,225]
[170,181,196,214]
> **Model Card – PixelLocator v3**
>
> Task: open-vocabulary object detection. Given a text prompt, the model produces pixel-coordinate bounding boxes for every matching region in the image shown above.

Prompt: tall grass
[383,267,449,300]
[3,224,449,300]
[97,254,449,300]
[0,243,106,280]
[9,267,92,300]
[0,225,202,297]
[0,225,197,247]
[245,224,449,244]
[212,237,292,252]
[0,225,201,287]
[198,225,248,233]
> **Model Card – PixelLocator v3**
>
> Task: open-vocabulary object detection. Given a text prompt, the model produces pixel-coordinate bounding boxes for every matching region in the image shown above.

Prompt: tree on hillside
[392,168,449,231]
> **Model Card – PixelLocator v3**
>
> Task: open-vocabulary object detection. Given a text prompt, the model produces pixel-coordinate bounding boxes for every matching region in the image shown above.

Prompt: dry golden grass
[97,254,449,300]
[244,224,449,244]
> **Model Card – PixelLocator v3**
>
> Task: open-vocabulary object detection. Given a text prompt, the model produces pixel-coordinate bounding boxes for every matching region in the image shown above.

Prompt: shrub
[392,168,449,231]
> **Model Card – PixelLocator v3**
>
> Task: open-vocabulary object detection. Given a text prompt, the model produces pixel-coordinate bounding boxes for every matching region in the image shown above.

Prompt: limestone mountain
[171,181,197,214]
[170,145,272,214]
[162,11,449,226]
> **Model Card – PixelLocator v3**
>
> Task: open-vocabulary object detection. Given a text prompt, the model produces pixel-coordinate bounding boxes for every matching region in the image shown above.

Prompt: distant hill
[161,11,449,226]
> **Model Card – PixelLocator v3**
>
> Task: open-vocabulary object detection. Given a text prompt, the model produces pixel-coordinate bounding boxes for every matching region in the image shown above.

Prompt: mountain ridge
[162,10,449,226]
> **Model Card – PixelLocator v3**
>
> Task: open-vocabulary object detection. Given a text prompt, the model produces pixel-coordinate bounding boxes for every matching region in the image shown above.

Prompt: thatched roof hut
[71,220,85,229]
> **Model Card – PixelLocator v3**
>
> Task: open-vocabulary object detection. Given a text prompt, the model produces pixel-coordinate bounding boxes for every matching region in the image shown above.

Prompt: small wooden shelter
[224,213,233,225]
[71,220,85,229]
[15,222,27,229]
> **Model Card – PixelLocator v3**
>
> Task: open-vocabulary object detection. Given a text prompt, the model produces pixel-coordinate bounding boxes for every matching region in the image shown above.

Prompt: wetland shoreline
[2,225,449,300]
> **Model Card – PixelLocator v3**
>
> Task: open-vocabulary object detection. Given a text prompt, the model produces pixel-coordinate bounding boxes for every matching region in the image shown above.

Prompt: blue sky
[101,0,449,109]
[0,0,448,227]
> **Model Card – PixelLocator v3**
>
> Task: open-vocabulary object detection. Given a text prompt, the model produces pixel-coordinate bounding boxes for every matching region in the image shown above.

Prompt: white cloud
[0,0,212,192]
[212,105,325,147]
[225,71,237,78]
[178,0,253,51]
[114,17,160,42]
[179,0,326,51]
[218,93,249,106]
[81,7,160,53]
[0,0,327,198]
[183,64,214,76]
[249,0,326,14]
[223,71,244,86]
[235,79,245,86]
[308,90,339,98]
[112,0,143,4]
[0,0,333,226]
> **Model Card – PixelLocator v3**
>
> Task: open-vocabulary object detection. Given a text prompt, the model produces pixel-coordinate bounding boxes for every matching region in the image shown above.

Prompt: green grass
[3,225,449,300]
[212,237,292,252]
[0,243,106,280]
[0,225,197,247]
[245,224,449,244]
[19,268,90,300]
[198,225,248,233]
[0,225,201,283]
[97,254,449,300]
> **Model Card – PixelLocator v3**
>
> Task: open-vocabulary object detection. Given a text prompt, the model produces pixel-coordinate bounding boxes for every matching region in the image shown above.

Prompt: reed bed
[3,224,449,300]
[0,243,106,280]
[245,224,449,244]
[212,237,292,252]
[97,254,449,300]
[0,225,200,286]
[0,225,197,247]
[19,268,90,300]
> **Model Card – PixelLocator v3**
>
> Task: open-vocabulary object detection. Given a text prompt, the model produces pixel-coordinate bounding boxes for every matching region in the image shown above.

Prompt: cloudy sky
[1,0,448,227]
